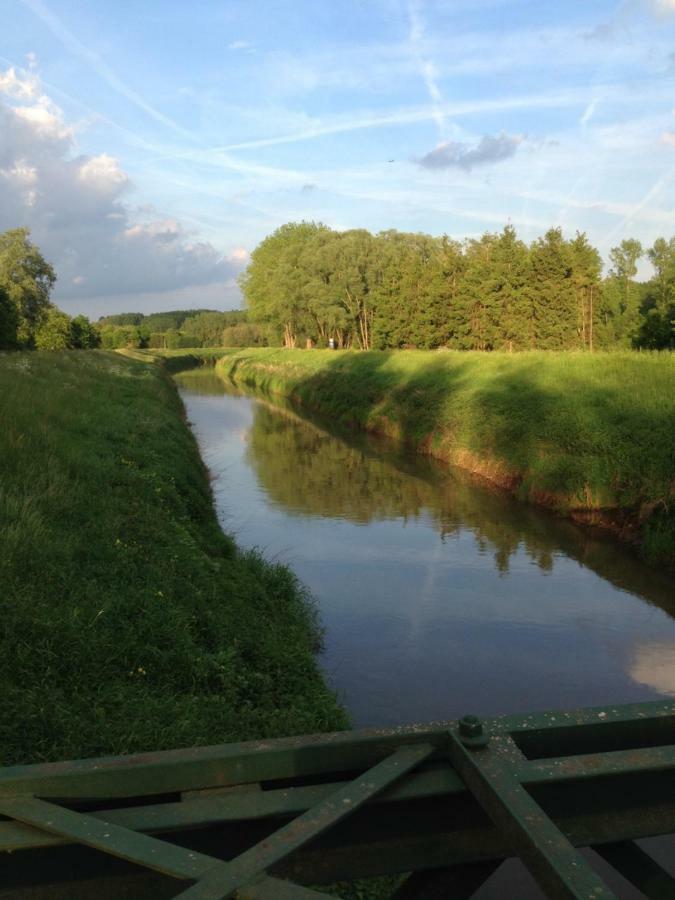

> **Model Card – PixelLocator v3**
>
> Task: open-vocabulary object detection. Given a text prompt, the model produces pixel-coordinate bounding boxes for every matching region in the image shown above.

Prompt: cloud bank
[416,132,522,170]
[0,62,244,314]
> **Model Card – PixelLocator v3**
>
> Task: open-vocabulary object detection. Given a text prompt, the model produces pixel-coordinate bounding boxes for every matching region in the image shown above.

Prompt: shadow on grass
[218,350,675,568]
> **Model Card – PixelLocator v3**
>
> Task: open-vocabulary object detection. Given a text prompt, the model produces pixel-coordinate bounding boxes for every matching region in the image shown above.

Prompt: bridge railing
[0,699,673,898]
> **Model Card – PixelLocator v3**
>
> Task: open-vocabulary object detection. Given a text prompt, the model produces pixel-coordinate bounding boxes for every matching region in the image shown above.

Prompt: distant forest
[97,309,263,349]
[241,223,675,351]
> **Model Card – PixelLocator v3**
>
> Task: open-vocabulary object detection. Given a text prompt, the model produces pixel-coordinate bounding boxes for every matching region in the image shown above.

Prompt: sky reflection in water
[177,371,675,728]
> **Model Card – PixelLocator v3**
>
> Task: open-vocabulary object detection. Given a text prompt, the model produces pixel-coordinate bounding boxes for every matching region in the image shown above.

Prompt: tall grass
[212,348,675,566]
[0,350,346,765]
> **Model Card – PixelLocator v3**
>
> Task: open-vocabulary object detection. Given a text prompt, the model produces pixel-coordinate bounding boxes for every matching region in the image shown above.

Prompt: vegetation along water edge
[0,349,347,766]
[200,347,675,568]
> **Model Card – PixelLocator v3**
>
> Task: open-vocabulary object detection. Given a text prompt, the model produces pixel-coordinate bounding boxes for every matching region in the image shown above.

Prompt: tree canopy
[0,228,56,348]
[240,222,674,351]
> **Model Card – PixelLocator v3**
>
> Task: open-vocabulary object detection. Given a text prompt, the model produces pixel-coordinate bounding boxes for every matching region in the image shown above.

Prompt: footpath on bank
[202,347,674,568]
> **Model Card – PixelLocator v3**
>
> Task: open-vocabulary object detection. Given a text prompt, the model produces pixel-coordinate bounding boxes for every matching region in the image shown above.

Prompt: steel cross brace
[446,719,617,900]
[0,743,435,900]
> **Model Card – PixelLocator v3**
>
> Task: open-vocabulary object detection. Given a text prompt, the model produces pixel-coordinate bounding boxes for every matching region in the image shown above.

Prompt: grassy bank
[0,350,346,765]
[212,348,675,567]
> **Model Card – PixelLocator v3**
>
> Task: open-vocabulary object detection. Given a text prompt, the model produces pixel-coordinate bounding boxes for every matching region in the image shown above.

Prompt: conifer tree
[529,228,577,349]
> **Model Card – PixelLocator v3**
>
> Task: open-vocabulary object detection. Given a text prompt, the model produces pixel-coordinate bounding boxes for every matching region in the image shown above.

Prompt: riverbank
[208,348,674,567]
[0,350,346,765]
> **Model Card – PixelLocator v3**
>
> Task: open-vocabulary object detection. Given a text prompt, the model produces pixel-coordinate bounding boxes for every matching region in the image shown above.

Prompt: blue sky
[1,0,674,316]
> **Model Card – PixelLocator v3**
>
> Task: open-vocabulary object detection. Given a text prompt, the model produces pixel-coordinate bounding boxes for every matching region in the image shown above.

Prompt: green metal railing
[0,700,673,898]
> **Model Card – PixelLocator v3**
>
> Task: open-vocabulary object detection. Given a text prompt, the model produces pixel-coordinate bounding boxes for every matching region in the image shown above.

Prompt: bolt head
[459,715,483,737]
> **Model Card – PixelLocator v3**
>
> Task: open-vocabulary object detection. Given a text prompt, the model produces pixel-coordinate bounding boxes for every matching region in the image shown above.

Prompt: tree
[182,312,229,347]
[241,222,328,348]
[0,228,56,347]
[568,232,602,351]
[34,308,72,350]
[70,314,100,349]
[451,234,497,349]
[635,237,675,349]
[302,230,351,347]
[604,238,643,346]
[0,284,19,350]
[489,225,532,351]
[529,228,577,349]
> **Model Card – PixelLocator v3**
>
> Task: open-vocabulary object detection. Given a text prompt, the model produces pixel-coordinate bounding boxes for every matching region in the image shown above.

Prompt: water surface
[176,370,675,728]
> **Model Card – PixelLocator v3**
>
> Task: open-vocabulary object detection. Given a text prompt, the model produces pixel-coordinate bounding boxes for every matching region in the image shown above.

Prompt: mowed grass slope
[215,348,675,566]
[0,351,346,765]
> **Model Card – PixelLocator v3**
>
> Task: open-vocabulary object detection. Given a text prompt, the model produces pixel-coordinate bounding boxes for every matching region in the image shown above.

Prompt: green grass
[0,350,346,765]
[210,348,675,567]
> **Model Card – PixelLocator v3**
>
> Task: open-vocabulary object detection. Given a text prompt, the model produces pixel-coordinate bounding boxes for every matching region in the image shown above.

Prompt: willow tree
[240,221,329,348]
[301,229,351,347]
[325,229,378,350]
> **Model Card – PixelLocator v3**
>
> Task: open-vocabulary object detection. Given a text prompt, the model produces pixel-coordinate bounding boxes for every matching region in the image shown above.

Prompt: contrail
[21,0,194,139]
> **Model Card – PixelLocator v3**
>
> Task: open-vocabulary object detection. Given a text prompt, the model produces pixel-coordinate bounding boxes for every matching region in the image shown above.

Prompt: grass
[0,350,347,765]
[209,347,675,567]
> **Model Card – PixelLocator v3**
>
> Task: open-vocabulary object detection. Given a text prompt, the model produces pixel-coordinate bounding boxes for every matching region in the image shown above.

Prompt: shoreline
[193,347,675,568]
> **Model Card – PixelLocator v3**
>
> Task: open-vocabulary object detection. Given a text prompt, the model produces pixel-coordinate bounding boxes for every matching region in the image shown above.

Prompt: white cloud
[0,65,40,100]
[651,0,675,14]
[228,40,252,51]
[229,247,249,262]
[662,131,675,146]
[0,62,244,310]
[77,153,129,194]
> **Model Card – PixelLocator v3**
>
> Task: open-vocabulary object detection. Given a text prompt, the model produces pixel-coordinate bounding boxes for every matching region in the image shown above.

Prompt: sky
[1,0,675,317]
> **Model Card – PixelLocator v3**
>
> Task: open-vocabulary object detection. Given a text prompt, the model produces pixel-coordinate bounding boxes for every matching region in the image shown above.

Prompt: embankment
[212,348,675,567]
[0,350,346,765]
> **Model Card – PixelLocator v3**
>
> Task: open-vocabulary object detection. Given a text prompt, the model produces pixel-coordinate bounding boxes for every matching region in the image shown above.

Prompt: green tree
[0,284,19,349]
[182,312,229,347]
[302,229,351,347]
[635,237,675,348]
[568,232,602,351]
[100,324,145,349]
[0,228,56,347]
[70,314,100,349]
[241,222,328,348]
[488,225,532,351]
[326,229,379,350]
[221,322,266,347]
[529,228,577,349]
[604,238,643,347]
[34,308,73,350]
[451,233,497,349]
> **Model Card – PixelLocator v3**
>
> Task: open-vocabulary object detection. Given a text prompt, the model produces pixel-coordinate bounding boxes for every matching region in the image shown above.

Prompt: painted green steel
[447,729,615,899]
[0,699,673,899]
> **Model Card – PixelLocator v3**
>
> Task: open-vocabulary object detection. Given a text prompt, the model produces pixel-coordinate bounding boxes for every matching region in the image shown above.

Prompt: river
[175,369,675,730]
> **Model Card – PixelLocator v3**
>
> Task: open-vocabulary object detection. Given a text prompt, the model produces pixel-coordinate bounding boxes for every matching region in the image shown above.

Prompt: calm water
[176,369,675,730]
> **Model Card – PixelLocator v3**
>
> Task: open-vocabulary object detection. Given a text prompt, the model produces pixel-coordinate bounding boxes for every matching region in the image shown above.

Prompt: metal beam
[447,728,617,899]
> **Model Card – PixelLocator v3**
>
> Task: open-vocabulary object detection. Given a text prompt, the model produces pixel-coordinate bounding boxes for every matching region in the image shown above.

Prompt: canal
[176,369,675,730]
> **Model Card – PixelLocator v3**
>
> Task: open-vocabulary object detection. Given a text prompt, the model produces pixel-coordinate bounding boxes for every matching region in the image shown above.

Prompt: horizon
[1,0,675,318]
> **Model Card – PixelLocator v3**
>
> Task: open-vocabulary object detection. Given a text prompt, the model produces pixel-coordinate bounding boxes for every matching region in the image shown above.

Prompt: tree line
[240,222,675,351]
[98,309,264,350]
[0,228,260,352]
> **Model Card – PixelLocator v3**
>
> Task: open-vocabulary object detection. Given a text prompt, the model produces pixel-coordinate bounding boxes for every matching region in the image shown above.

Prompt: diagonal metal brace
[447,725,617,900]
[175,742,435,899]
